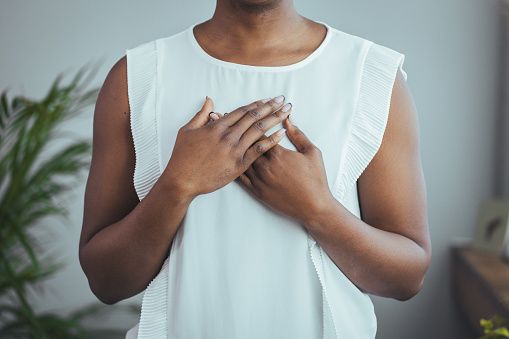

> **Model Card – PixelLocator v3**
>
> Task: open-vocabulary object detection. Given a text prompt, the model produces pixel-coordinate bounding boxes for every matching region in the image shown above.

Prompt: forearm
[303,196,430,301]
[79,180,194,304]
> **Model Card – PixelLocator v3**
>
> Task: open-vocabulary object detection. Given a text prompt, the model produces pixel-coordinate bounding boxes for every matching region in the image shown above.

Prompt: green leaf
[482,319,494,330]
[0,66,101,338]
[491,327,509,337]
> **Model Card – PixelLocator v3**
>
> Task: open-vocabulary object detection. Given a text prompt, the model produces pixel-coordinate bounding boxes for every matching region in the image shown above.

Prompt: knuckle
[254,143,265,155]
[272,109,284,119]
[249,109,262,120]
[236,156,245,169]
[220,131,233,143]
[310,146,322,156]
[266,100,277,110]
[254,120,265,132]
[239,106,250,114]
[268,133,278,144]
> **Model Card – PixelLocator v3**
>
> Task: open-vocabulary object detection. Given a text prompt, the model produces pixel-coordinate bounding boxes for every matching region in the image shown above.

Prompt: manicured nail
[276,128,286,137]
[281,103,292,113]
[288,114,295,125]
[206,96,209,99]
[261,98,271,103]
[274,95,285,104]
[209,112,219,120]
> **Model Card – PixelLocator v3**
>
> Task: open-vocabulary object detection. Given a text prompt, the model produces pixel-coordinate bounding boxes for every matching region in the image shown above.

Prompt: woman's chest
[155,65,362,196]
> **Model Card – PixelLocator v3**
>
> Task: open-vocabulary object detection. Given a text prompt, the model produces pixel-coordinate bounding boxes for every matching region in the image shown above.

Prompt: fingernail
[274,95,285,104]
[261,98,271,103]
[276,128,286,137]
[288,114,295,125]
[206,96,209,99]
[281,103,292,113]
[210,113,219,120]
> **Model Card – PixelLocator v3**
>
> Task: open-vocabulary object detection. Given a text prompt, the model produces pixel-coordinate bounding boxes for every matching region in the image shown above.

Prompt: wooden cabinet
[452,246,509,335]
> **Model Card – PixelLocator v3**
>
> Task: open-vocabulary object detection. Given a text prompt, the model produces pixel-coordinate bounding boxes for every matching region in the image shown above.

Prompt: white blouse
[125,21,406,339]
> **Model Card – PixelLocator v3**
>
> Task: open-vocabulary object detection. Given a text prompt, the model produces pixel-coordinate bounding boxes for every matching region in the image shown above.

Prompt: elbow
[394,252,431,301]
[393,247,431,301]
[82,268,125,305]
[88,281,123,305]
[393,276,425,301]
[79,246,124,305]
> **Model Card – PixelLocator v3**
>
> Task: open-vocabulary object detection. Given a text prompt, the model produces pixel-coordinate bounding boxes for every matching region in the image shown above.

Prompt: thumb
[187,97,214,129]
[285,115,314,153]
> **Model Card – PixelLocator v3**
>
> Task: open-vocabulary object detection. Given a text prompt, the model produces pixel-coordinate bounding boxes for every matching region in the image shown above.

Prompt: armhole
[126,40,161,201]
[334,42,406,204]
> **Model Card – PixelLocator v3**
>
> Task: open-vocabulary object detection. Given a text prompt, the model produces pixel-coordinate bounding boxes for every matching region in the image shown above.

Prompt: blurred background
[0,0,507,338]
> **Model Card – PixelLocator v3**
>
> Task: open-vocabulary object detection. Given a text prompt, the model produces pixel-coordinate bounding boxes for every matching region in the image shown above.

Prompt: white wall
[0,0,502,337]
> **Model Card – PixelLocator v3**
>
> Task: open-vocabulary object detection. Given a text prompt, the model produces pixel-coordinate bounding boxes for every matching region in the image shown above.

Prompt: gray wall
[0,0,503,337]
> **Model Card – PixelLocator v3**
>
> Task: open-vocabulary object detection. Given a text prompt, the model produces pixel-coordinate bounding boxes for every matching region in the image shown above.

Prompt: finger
[284,115,315,153]
[236,172,255,192]
[230,95,286,133]
[205,112,220,126]
[209,112,220,121]
[187,97,214,129]
[243,128,286,166]
[239,103,292,149]
[219,98,270,127]
[241,165,257,181]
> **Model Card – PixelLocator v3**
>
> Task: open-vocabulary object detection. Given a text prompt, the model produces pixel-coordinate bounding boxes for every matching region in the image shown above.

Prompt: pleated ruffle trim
[333,42,406,205]
[311,41,406,339]
[127,40,169,338]
[127,40,161,202]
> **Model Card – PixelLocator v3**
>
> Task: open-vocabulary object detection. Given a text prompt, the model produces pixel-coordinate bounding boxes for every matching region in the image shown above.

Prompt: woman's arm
[237,70,431,300]
[79,57,196,304]
[79,57,292,304]
[303,70,431,300]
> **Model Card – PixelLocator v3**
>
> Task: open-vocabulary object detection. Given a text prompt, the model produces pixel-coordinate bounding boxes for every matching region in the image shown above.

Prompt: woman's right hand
[161,96,292,199]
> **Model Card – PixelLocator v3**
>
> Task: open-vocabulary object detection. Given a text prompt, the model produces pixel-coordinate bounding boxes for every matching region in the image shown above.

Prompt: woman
[79,1,431,338]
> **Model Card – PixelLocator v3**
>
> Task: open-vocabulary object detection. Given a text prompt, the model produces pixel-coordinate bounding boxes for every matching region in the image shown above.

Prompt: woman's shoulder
[126,26,190,56]
[324,22,405,70]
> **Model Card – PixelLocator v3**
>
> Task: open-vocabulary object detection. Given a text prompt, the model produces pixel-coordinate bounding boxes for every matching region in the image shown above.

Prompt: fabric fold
[126,40,168,338]
[333,42,406,204]
[127,40,161,202]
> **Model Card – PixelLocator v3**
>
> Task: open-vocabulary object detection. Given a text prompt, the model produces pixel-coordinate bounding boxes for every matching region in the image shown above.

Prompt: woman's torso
[126,21,406,339]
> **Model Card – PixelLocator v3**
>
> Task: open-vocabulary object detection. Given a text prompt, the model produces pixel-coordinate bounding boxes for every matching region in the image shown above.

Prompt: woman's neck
[193,0,327,66]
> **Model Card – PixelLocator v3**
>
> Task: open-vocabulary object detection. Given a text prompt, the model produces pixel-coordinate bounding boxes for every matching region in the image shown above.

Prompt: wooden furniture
[452,246,509,335]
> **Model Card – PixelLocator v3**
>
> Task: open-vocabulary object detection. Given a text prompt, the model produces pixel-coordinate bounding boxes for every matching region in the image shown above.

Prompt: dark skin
[79,0,431,304]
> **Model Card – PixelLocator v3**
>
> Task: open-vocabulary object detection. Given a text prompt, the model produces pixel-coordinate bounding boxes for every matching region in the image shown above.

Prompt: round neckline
[188,21,332,72]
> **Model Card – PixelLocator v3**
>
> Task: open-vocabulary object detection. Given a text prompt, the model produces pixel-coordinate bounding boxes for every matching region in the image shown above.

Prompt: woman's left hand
[235,115,334,223]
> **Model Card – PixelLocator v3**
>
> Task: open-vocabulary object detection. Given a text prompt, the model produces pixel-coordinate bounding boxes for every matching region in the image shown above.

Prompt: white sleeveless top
[124,22,406,339]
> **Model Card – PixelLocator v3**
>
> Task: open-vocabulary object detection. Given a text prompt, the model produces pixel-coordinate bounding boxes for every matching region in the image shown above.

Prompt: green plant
[0,69,137,338]
[479,315,509,339]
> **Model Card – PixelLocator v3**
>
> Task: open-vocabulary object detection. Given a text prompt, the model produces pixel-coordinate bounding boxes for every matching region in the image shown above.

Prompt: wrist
[301,193,338,232]
[156,174,197,205]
